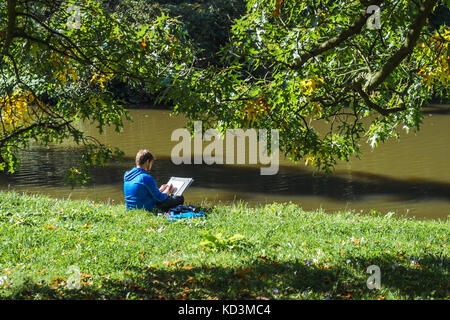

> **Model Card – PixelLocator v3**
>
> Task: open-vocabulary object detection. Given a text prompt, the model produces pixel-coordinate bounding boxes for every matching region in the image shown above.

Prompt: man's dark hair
[136,149,154,166]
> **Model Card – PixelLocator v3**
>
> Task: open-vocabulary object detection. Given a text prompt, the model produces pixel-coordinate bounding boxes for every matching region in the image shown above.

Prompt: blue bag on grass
[164,205,207,222]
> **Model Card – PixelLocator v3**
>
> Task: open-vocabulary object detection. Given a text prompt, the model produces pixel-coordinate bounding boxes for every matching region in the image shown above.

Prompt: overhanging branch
[290,0,383,70]
[363,0,437,92]
[355,85,406,116]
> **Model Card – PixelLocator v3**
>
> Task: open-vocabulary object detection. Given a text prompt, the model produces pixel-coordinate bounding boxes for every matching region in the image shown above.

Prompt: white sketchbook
[166,177,194,196]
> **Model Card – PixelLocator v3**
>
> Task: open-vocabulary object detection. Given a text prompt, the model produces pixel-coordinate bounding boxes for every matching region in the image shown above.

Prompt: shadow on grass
[5,254,448,300]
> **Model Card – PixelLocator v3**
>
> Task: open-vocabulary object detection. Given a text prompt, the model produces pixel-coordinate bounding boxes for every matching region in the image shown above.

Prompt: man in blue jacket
[124,149,184,211]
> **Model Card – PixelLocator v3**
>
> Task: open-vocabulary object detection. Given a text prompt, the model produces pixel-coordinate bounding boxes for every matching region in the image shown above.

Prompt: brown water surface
[1,107,449,220]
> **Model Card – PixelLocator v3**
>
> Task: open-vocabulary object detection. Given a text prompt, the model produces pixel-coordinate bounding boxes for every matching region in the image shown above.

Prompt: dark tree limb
[355,85,406,116]
[2,0,17,55]
[0,120,72,148]
[363,0,438,92]
[290,0,383,70]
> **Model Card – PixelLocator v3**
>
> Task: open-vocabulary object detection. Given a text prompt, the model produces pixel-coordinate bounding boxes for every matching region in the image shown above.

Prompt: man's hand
[165,183,175,195]
[159,184,168,193]
[160,183,175,195]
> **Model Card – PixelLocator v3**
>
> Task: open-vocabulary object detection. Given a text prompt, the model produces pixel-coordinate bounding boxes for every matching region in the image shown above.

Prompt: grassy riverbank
[0,191,448,300]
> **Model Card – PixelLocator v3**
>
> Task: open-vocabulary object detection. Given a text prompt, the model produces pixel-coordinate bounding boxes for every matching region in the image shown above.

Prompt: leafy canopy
[0,0,195,183]
[0,0,449,181]
[164,0,449,172]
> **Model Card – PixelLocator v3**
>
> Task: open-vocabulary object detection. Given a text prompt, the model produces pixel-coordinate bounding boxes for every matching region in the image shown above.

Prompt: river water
[1,107,449,220]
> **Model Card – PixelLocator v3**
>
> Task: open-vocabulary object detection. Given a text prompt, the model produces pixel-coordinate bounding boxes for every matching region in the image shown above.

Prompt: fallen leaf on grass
[341,292,352,299]
[170,250,182,256]
[14,219,25,225]
[50,277,66,289]
[51,277,65,282]
[183,276,194,286]
[175,292,188,300]
[234,267,252,282]
[166,275,175,281]
[45,225,56,230]
[409,261,423,269]
[164,259,181,268]
[81,272,90,280]
[256,255,278,264]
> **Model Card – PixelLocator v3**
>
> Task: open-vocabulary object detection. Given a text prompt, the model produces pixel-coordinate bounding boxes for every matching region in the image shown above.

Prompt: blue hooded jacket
[123,167,168,211]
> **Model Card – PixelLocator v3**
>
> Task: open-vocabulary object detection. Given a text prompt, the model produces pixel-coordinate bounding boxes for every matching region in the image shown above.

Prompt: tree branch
[0,120,72,148]
[290,0,383,70]
[16,11,93,63]
[363,0,437,92]
[355,85,406,116]
[2,0,17,55]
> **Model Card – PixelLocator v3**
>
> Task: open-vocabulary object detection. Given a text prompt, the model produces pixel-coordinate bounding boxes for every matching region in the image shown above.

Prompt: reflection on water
[1,108,450,220]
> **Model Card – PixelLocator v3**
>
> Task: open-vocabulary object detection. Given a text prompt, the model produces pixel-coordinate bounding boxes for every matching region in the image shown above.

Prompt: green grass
[0,191,448,300]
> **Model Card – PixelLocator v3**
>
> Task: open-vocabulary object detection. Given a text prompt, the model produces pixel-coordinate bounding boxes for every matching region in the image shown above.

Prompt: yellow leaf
[304,154,315,166]
[90,73,98,83]
[68,69,80,82]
